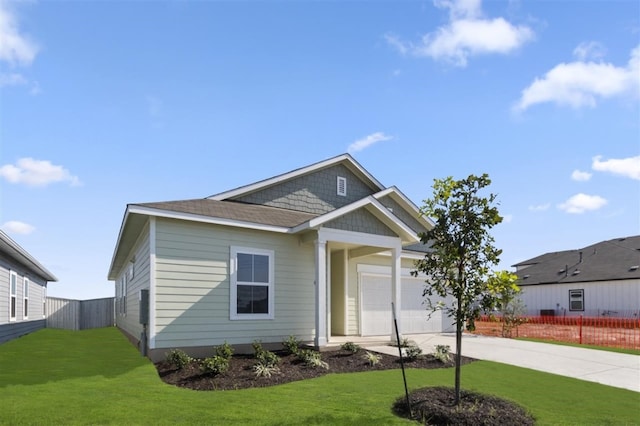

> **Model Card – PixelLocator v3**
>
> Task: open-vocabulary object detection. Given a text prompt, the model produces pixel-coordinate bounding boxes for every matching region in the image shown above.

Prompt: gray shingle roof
[513,235,640,285]
[134,199,319,228]
[0,230,57,282]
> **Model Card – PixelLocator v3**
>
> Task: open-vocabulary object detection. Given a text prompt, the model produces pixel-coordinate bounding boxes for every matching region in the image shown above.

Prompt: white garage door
[361,273,445,336]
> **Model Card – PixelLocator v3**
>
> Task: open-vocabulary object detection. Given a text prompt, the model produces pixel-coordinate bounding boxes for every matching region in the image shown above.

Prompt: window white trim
[9,271,17,321]
[569,289,584,311]
[23,278,29,319]
[337,176,347,196]
[43,286,47,318]
[230,246,274,320]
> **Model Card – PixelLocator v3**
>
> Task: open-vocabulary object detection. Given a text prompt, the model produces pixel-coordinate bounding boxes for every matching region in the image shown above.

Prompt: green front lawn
[1,328,638,425]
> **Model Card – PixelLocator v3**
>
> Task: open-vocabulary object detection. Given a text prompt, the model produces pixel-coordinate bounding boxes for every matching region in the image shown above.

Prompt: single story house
[513,235,640,318]
[0,230,57,344]
[108,154,452,361]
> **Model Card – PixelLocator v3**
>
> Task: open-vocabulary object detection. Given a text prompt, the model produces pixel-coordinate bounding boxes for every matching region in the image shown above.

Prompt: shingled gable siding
[234,164,376,214]
[378,195,426,235]
[325,209,397,237]
[115,221,151,342]
[153,218,315,349]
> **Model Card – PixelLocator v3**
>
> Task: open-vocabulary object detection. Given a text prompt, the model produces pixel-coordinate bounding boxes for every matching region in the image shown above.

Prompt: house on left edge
[0,230,57,344]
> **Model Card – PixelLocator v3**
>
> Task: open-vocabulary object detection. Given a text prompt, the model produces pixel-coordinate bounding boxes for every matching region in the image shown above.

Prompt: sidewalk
[366,333,640,393]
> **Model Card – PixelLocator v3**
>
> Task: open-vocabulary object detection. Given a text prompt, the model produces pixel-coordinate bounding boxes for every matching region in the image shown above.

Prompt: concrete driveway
[366,333,640,392]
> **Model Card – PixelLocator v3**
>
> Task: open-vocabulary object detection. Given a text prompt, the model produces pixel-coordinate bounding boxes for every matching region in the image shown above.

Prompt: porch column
[314,239,328,347]
[391,243,402,342]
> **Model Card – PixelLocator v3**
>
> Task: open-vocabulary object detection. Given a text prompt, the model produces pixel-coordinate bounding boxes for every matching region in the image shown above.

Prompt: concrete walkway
[366,333,640,393]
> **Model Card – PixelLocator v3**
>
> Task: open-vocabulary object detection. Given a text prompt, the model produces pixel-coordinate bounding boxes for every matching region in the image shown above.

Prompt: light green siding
[116,221,151,341]
[153,218,315,349]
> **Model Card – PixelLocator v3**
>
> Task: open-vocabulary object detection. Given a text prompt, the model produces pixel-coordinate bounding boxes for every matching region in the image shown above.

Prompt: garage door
[361,273,446,336]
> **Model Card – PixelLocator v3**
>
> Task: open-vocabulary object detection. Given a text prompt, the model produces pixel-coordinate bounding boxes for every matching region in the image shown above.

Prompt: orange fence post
[579,315,583,345]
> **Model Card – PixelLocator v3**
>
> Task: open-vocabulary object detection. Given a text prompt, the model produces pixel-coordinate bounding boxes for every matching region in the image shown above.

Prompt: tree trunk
[454,297,463,405]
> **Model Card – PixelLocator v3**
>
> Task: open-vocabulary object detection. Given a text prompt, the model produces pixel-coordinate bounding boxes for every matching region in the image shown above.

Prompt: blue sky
[1,0,638,300]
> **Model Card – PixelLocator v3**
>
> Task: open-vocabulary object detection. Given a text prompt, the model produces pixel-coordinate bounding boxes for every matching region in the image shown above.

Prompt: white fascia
[208,154,384,201]
[373,186,435,228]
[127,205,291,234]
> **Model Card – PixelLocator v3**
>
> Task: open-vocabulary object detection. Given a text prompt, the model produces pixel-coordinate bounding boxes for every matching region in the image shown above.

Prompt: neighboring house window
[24,278,29,319]
[230,246,274,320]
[337,176,347,196]
[569,289,584,311]
[9,271,17,321]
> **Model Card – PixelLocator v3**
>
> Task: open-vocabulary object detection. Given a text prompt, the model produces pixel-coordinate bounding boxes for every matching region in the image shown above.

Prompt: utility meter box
[139,289,149,325]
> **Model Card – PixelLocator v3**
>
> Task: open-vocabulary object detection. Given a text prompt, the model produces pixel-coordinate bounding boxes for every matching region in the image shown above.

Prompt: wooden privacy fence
[472,315,640,350]
[46,297,115,330]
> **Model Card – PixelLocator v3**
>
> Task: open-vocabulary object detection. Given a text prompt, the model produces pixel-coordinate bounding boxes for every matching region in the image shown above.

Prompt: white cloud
[528,203,550,212]
[573,41,606,61]
[348,132,393,154]
[514,44,640,111]
[386,0,534,67]
[592,155,640,180]
[558,193,607,214]
[1,220,35,235]
[571,170,592,181]
[0,1,39,66]
[0,158,81,187]
[0,72,27,87]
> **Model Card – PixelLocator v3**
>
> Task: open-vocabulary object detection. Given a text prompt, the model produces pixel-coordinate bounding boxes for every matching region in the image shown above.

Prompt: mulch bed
[393,386,536,426]
[155,348,476,391]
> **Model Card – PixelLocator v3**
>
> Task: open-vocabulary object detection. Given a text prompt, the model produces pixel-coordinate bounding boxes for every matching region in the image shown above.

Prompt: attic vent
[572,270,581,276]
[523,274,530,279]
[630,265,639,271]
[337,176,347,196]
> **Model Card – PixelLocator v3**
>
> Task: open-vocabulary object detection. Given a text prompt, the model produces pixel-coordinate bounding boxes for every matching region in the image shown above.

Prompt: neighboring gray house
[108,154,452,361]
[513,235,640,317]
[0,230,57,344]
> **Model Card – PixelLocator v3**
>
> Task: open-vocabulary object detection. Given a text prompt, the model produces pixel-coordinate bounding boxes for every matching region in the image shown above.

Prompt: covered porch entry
[308,227,438,347]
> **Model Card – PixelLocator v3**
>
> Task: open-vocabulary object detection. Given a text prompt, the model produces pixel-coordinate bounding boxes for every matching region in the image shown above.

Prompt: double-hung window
[9,271,17,321]
[230,247,274,320]
[24,278,29,319]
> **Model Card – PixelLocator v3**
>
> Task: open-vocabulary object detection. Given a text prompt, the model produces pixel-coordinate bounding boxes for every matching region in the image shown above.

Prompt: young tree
[412,174,503,405]
[487,270,526,337]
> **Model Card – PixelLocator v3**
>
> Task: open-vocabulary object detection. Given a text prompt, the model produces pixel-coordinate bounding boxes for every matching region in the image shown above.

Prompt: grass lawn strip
[0,328,638,425]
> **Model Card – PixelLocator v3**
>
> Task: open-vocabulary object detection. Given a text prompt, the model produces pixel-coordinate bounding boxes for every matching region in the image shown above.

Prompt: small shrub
[297,349,329,369]
[200,356,229,374]
[433,344,451,363]
[340,341,361,354]
[282,335,301,355]
[362,351,381,366]
[252,339,264,356]
[403,344,423,360]
[253,363,280,378]
[397,337,411,348]
[257,350,280,368]
[215,341,234,360]
[165,349,192,370]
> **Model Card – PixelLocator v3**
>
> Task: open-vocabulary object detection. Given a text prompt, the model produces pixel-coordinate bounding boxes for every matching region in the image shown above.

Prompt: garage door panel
[361,274,446,335]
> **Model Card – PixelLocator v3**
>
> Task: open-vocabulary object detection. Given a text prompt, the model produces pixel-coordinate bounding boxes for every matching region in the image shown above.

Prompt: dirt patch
[155,348,476,391]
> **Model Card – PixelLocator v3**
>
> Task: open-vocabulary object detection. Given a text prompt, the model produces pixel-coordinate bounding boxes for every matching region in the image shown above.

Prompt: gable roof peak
[208,153,385,201]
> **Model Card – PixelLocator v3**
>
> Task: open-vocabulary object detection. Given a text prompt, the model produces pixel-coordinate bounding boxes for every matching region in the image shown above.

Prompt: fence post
[579,315,583,345]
